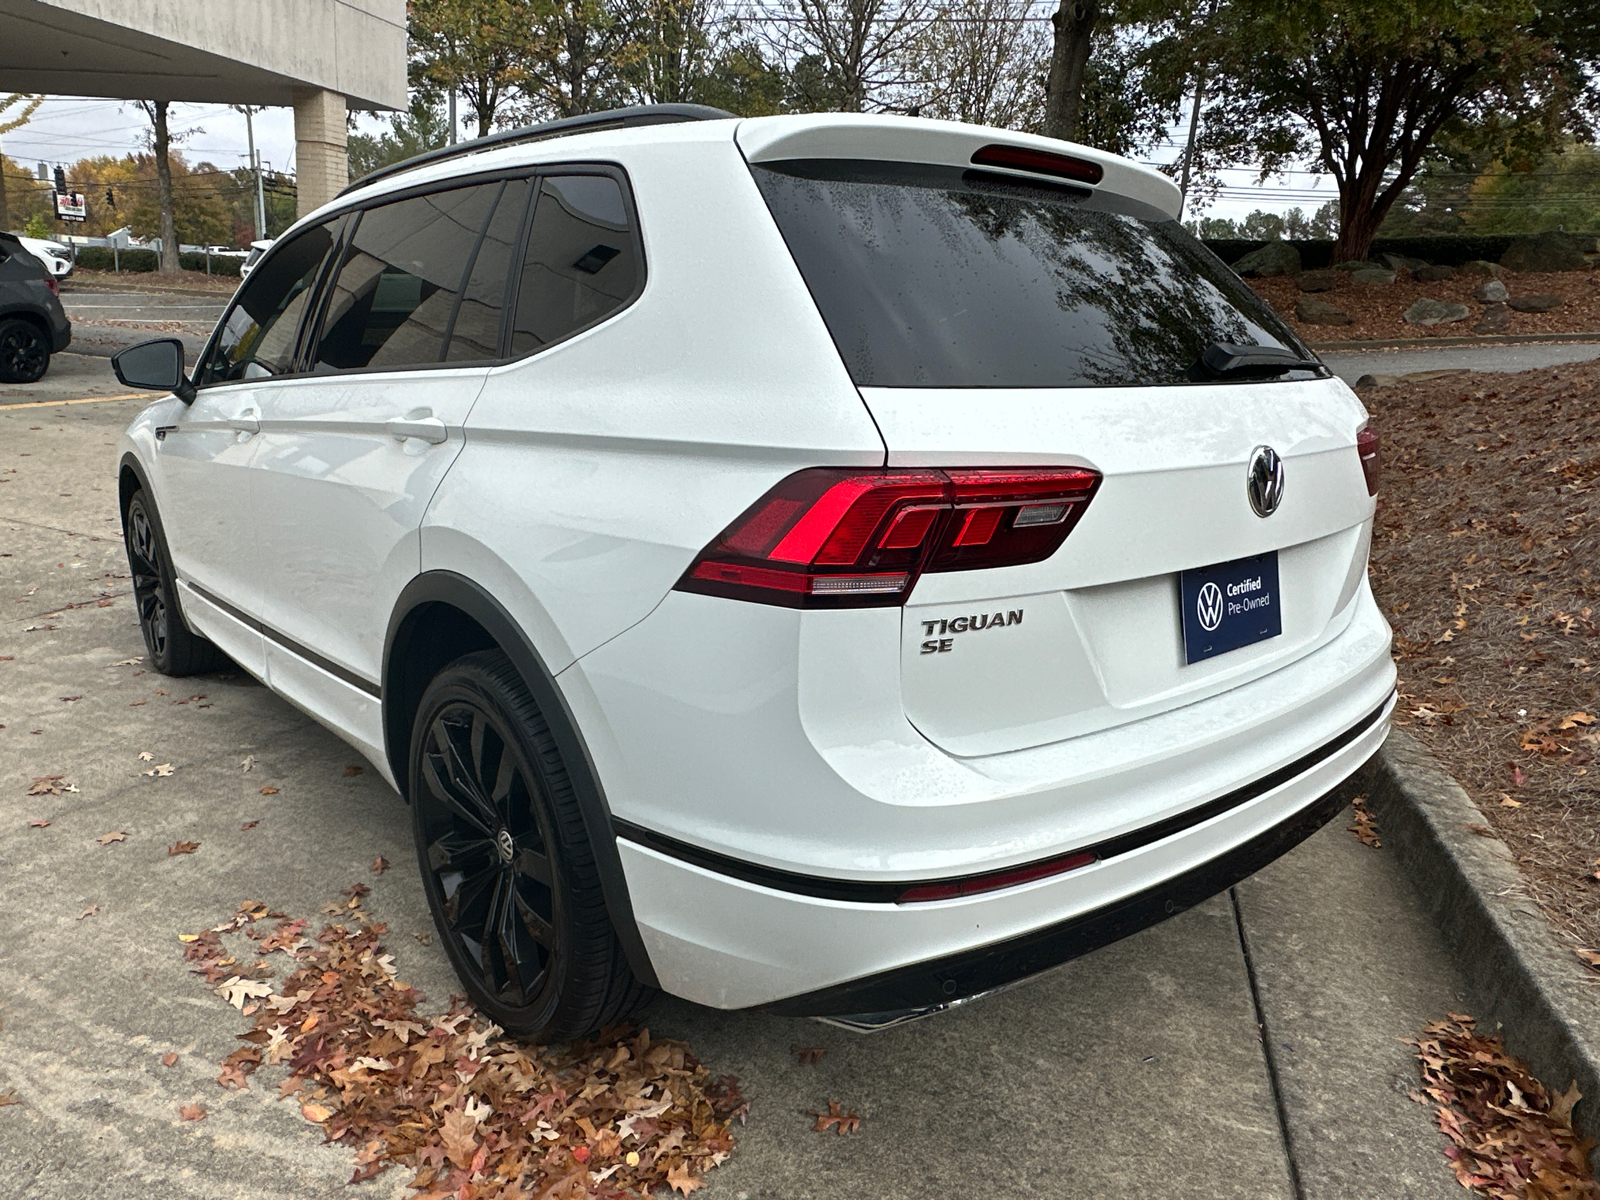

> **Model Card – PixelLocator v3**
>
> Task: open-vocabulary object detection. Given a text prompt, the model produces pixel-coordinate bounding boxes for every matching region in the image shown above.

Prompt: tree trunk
[1043,0,1098,141]
[152,101,179,276]
[0,144,9,233]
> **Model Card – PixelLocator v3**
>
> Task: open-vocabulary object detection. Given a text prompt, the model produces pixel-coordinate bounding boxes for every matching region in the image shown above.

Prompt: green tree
[1,152,50,233]
[694,41,787,116]
[1158,0,1600,260]
[1464,142,1600,234]
[519,0,641,118]
[409,0,534,137]
[0,94,41,232]
[348,96,452,181]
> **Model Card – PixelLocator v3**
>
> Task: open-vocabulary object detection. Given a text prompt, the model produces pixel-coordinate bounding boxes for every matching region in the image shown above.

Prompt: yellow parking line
[3,392,149,410]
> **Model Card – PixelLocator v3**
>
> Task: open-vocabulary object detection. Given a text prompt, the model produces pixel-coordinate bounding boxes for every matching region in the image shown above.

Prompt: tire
[0,317,50,384]
[123,489,229,676]
[409,649,651,1040]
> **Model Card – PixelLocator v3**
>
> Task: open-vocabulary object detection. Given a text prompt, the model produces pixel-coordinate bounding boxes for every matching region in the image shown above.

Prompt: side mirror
[112,338,195,403]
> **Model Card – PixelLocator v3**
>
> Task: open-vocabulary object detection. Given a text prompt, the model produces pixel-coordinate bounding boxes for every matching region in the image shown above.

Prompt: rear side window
[752,160,1313,389]
[198,220,337,386]
[312,182,501,372]
[508,174,639,356]
[446,178,532,362]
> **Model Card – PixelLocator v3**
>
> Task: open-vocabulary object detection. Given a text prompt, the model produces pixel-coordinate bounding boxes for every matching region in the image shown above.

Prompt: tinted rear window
[752,160,1314,388]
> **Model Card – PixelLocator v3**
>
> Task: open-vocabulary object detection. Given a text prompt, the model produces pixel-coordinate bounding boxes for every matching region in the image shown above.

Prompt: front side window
[752,160,1315,388]
[508,174,639,356]
[197,220,337,386]
[311,182,502,373]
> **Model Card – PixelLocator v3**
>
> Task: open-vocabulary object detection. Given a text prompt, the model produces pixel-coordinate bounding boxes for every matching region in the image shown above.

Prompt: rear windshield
[751,160,1315,389]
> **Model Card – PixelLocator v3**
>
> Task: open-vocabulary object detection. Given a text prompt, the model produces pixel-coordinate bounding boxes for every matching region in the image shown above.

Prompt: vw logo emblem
[1196,582,1225,632]
[495,828,516,864]
[1247,446,1285,517]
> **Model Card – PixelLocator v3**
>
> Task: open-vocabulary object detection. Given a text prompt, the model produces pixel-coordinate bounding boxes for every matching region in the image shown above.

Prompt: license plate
[1179,552,1282,665]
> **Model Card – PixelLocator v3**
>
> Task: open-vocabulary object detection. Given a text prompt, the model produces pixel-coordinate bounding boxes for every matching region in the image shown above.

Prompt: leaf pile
[180,897,741,1197]
[1409,1013,1599,1199]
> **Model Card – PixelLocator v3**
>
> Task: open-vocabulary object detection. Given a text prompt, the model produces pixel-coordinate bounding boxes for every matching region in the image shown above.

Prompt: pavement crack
[1231,885,1307,1200]
[0,514,98,538]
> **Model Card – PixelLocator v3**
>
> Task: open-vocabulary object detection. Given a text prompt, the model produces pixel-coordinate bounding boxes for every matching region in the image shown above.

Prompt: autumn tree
[410,0,534,136]
[0,93,40,232]
[1163,0,1600,260]
[134,100,185,274]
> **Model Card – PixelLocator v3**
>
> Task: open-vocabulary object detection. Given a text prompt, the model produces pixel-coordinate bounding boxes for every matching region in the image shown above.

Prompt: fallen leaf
[142,763,174,777]
[27,776,75,796]
[0,1093,17,1108]
[1499,794,1523,807]
[168,841,200,856]
[1559,712,1596,730]
[27,818,50,828]
[342,765,363,778]
[77,905,99,920]
[59,695,81,702]
[1577,949,1600,970]
[666,1162,704,1195]
[1511,765,1528,788]
[240,755,256,772]
[1466,823,1496,837]
[215,976,272,1010]
[371,855,388,874]
[441,1105,478,1169]
[812,1099,861,1135]
[240,820,260,830]
[791,1045,826,1066]
[179,1103,206,1122]
[97,830,126,845]
[162,1052,179,1067]
[259,786,278,795]
[111,657,143,666]
[137,751,153,761]
[1348,796,1382,848]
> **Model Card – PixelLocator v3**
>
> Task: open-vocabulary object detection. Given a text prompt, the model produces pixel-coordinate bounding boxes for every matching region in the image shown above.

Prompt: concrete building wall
[0,0,406,109]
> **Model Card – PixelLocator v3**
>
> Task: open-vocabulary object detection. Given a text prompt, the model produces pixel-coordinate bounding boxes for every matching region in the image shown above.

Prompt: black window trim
[192,161,647,390]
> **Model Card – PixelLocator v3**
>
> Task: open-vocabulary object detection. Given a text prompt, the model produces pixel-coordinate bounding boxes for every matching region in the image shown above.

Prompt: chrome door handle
[386,416,448,445]
[226,410,260,433]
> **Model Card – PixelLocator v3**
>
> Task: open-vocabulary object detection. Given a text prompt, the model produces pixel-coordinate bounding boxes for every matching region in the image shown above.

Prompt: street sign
[53,191,87,222]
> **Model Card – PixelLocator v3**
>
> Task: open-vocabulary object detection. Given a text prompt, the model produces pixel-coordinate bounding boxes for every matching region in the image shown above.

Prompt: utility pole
[238,105,268,241]
[1177,0,1220,218]
[448,87,457,145]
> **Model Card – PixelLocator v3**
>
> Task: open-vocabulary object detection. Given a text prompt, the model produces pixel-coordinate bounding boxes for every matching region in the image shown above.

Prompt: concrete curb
[1311,332,1600,352]
[1367,727,1600,1150]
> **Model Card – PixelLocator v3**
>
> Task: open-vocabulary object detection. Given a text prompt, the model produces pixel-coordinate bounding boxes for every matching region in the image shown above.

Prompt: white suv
[110,106,1395,1039]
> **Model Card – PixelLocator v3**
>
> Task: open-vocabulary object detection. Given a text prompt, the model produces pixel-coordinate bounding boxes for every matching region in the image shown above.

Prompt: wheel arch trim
[383,570,660,989]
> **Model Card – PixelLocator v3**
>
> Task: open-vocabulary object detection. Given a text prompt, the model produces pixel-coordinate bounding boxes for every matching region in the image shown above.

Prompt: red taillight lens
[45,276,59,297]
[897,850,1098,904]
[1357,427,1379,495]
[677,466,1101,608]
[970,143,1105,185]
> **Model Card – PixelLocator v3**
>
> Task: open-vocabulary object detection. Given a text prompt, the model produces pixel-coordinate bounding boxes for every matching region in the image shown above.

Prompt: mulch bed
[64,266,239,293]
[1363,359,1600,964]
[1248,269,1600,343]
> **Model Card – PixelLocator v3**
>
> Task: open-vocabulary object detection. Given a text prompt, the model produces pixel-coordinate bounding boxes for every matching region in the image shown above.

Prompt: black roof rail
[339,103,736,198]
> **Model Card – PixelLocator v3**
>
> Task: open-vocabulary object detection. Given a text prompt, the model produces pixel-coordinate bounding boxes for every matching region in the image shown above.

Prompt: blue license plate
[1179,552,1282,665]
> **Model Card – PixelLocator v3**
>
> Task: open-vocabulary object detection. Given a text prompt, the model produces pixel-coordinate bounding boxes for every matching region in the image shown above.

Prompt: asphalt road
[0,394,1473,1199]
[56,285,230,363]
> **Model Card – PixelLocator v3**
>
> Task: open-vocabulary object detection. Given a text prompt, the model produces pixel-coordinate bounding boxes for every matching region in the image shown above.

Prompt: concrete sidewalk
[0,397,1463,1199]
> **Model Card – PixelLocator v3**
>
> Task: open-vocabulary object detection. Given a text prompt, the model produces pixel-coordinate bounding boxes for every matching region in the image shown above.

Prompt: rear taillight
[1357,427,1378,495]
[676,466,1101,608]
[45,277,59,297]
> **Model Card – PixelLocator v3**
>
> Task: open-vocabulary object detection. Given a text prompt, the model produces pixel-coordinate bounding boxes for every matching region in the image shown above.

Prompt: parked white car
[109,107,1394,1040]
[237,238,273,279]
[18,235,71,279]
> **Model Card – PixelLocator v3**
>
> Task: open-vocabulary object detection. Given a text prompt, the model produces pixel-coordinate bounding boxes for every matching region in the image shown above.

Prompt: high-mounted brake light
[970,143,1105,185]
[676,466,1101,608]
[1357,427,1379,496]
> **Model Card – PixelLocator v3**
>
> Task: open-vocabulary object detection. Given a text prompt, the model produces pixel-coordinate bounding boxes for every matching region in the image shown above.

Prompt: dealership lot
[0,389,1463,1199]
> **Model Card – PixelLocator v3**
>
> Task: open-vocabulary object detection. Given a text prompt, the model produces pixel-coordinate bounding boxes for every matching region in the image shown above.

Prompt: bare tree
[0,93,42,233]
[775,0,932,112]
[1042,0,1098,139]
[619,0,720,105]
[135,100,182,275]
[901,0,1047,129]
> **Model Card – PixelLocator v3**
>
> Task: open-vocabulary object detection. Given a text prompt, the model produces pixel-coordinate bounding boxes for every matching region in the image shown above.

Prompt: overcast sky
[4,94,1340,231]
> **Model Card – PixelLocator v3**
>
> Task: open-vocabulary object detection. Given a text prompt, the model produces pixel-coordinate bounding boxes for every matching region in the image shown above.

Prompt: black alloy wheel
[126,495,170,661]
[410,650,649,1040]
[0,318,49,384]
[121,489,227,675]
[417,697,562,1012]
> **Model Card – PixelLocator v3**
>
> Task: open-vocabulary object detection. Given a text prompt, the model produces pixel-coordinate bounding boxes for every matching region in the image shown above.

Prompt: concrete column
[293,88,348,217]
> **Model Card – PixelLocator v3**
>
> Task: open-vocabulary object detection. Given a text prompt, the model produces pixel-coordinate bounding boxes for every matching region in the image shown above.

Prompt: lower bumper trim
[761,750,1372,1020]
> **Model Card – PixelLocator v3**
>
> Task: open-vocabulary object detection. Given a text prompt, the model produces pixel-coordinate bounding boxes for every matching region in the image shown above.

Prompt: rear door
[247,177,532,752]
[748,156,1375,757]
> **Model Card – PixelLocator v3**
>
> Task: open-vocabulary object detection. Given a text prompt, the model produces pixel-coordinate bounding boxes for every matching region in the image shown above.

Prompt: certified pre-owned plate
[1179,551,1282,665]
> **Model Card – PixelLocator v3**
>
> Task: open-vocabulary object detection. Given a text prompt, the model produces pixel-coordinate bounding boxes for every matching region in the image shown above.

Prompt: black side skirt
[761,749,1371,1020]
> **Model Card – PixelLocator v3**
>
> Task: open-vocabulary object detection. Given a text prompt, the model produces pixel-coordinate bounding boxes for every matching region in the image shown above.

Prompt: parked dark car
[0,231,71,383]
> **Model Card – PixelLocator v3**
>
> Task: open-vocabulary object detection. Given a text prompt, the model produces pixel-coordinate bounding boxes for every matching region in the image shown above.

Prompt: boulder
[1332,259,1382,272]
[1351,268,1397,285]
[1507,293,1563,313]
[1294,296,1352,325]
[1353,374,1398,389]
[1474,279,1509,303]
[1402,298,1471,326]
[1500,231,1589,273]
[1413,264,1457,283]
[1231,240,1301,277]
[1382,252,1428,272]
[1296,269,1341,293]
[1473,302,1510,334]
[1459,260,1505,278]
